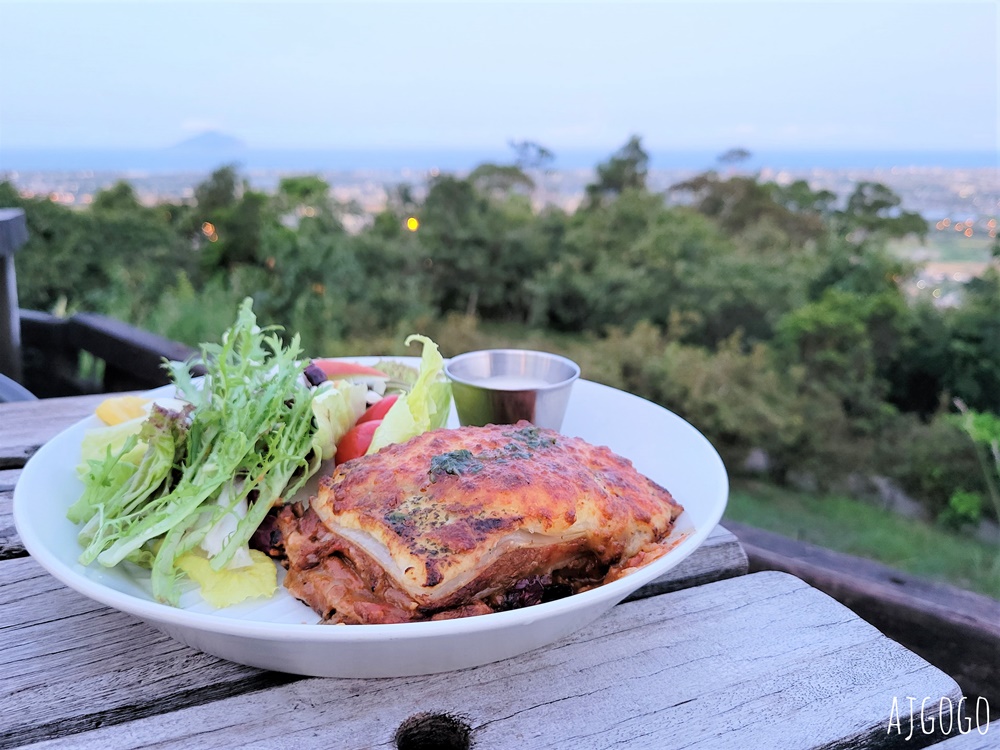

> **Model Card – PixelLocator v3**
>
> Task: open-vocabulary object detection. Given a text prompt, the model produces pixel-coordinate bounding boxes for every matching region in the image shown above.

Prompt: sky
[0,1,997,155]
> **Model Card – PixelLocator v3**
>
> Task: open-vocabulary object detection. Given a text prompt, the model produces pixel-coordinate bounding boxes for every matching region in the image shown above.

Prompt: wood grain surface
[0,526,745,749]
[932,730,998,749]
[13,572,962,750]
[0,556,297,749]
[0,469,19,559]
[732,521,1000,708]
[0,393,112,469]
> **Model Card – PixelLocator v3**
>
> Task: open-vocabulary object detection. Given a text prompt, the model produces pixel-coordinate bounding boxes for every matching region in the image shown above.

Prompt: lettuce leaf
[78,415,148,473]
[366,335,452,455]
[311,381,368,461]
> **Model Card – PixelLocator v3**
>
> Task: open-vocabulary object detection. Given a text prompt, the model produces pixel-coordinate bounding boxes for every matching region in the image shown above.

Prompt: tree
[467,163,535,198]
[770,179,837,216]
[717,147,751,166]
[276,175,330,210]
[186,166,271,272]
[671,172,826,244]
[774,287,912,427]
[836,181,927,240]
[584,135,649,208]
[91,181,142,212]
[943,268,1000,413]
[194,164,240,214]
[509,140,554,171]
[418,174,543,321]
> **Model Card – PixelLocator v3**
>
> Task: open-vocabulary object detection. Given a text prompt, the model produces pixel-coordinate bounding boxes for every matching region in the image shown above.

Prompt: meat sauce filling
[258,504,612,624]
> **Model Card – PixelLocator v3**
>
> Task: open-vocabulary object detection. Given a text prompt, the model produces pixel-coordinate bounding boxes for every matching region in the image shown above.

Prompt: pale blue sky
[0,1,997,152]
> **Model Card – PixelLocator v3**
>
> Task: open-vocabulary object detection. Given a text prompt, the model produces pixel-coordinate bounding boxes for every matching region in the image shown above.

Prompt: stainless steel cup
[445,349,581,431]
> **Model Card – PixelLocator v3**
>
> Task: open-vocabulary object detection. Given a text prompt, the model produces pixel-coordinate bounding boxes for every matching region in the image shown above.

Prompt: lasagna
[270,421,683,624]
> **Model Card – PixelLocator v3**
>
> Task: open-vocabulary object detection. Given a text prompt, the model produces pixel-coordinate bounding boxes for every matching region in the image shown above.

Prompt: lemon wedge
[176,549,278,609]
[95,395,152,426]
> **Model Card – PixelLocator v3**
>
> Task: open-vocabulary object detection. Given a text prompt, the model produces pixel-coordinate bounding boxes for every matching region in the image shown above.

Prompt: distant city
[3,157,996,231]
[2,148,997,308]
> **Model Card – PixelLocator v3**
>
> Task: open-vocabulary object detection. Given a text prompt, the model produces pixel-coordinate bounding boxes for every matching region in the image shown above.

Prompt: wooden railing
[19,310,196,398]
[0,209,29,384]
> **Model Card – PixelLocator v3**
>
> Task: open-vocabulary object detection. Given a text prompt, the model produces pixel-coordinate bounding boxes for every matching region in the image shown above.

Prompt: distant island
[168,131,246,152]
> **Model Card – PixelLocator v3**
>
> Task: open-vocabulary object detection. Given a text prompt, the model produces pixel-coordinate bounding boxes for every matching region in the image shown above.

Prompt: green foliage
[775,288,883,422]
[584,135,648,208]
[727,480,1000,598]
[769,179,837,216]
[467,163,534,197]
[2,181,193,315]
[881,412,988,519]
[276,175,330,208]
[193,164,239,214]
[944,269,1000,412]
[836,181,928,240]
[940,490,984,530]
[91,181,142,212]
[417,173,544,321]
[953,398,1000,526]
[508,140,554,171]
[6,141,998,540]
[886,301,951,416]
[671,173,826,244]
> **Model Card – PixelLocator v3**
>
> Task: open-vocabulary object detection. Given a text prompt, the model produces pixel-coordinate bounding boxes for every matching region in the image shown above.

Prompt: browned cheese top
[313,421,683,595]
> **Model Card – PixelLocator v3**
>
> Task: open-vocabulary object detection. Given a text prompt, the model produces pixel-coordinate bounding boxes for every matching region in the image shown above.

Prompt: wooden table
[0,396,974,749]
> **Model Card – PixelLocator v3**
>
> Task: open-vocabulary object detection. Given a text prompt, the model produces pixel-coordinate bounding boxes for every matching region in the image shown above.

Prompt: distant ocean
[0,147,996,173]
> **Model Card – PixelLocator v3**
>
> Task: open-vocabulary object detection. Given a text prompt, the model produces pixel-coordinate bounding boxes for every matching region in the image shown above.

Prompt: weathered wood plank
[729,521,1000,707]
[0,528,740,748]
[627,523,746,596]
[933,730,998,749]
[12,572,961,750]
[0,469,20,559]
[0,468,19,492]
[0,393,111,468]
[0,556,296,749]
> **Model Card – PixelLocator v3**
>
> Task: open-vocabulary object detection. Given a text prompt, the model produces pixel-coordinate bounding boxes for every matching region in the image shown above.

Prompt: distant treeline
[3,136,999,528]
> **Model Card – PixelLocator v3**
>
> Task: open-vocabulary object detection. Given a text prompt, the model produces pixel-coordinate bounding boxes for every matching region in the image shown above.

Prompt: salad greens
[366,335,451,455]
[69,299,451,607]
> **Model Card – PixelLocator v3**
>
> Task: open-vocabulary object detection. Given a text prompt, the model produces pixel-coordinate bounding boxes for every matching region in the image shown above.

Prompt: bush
[881,413,988,520]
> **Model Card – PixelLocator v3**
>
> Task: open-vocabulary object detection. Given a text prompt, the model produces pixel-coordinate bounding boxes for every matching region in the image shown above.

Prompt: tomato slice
[357,394,400,424]
[311,359,389,379]
[335,419,382,464]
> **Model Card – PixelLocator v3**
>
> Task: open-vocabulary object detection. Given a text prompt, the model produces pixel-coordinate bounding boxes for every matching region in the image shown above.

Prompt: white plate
[13,358,728,678]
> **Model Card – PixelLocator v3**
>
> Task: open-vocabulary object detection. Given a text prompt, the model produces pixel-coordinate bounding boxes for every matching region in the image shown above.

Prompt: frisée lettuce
[69,299,452,609]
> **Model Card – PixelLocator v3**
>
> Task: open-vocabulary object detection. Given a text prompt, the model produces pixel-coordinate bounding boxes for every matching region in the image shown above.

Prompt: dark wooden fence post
[0,208,29,383]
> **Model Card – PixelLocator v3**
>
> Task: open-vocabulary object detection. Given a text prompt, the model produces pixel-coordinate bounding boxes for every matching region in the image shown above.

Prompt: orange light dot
[406,217,419,232]
[942,218,951,227]
[201,222,215,235]
[964,228,973,237]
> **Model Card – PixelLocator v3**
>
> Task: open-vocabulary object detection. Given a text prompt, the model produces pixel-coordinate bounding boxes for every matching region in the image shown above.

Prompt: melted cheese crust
[311,421,682,605]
